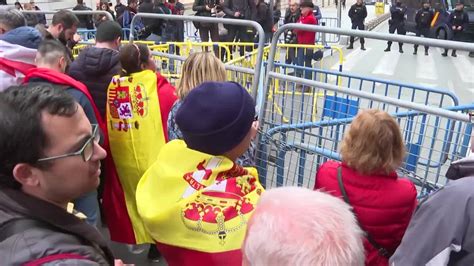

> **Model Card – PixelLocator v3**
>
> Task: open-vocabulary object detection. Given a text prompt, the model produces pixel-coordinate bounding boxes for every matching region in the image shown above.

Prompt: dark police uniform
[443,6,469,56]
[385,2,407,52]
[348,2,367,49]
[414,5,434,55]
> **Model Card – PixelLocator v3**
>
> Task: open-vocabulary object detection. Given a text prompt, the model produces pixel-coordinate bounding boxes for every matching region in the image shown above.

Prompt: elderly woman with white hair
[242,187,365,266]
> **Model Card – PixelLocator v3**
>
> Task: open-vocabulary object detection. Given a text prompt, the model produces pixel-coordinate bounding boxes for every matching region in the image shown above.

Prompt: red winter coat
[295,11,317,44]
[156,72,178,142]
[314,161,417,266]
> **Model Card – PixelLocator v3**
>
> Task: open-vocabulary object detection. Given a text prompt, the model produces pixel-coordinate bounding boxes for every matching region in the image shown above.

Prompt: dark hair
[96,20,122,42]
[77,0,84,4]
[14,1,23,9]
[0,83,78,189]
[51,9,80,29]
[119,43,150,76]
[0,9,26,30]
[128,0,137,5]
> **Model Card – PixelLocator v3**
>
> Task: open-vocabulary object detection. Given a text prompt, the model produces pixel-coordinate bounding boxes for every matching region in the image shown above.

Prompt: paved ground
[320,20,474,104]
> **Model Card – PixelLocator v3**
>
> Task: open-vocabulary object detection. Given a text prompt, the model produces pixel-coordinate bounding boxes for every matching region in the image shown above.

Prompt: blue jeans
[296,47,313,80]
[73,190,99,227]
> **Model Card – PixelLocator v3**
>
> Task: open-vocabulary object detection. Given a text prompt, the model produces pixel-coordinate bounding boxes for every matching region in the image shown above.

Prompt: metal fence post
[129,14,266,101]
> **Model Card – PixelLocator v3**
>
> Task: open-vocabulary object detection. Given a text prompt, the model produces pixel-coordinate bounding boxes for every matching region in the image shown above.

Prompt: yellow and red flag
[137,140,264,266]
[102,69,166,244]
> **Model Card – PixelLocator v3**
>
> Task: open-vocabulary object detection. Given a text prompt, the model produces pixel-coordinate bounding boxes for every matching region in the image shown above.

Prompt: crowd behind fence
[18,10,474,196]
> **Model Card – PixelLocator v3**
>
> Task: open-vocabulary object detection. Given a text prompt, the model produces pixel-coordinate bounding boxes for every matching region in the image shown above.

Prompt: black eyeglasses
[37,124,100,163]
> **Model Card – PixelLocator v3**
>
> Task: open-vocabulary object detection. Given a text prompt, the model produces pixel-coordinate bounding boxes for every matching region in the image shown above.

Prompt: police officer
[348,0,367,50]
[384,0,407,53]
[414,1,434,55]
[442,1,469,57]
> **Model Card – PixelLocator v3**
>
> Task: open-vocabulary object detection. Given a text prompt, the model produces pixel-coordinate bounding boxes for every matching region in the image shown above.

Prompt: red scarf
[23,68,105,136]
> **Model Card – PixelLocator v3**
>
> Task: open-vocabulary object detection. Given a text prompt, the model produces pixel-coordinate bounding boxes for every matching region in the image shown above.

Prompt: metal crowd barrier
[256,23,474,196]
[77,28,132,42]
[21,10,114,25]
[183,20,200,41]
[129,14,265,99]
[269,63,459,123]
[277,17,340,44]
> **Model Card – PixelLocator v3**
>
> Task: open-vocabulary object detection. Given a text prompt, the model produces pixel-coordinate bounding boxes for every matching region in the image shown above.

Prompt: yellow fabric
[137,140,264,252]
[106,70,166,243]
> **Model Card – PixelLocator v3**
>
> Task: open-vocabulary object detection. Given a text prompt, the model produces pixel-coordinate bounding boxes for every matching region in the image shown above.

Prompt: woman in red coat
[314,109,417,266]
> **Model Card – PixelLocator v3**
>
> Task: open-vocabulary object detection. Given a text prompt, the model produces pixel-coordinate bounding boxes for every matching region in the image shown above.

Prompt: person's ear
[13,163,40,187]
[57,23,64,33]
[58,56,65,71]
[115,37,122,48]
[59,56,70,73]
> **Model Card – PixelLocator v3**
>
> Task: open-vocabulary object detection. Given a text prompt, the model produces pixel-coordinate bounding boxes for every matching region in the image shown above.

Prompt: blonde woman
[314,109,417,266]
[167,52,227,141]
[167,52,257,167]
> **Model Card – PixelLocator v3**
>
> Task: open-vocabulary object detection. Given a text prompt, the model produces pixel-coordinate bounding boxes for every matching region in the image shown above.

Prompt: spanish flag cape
[137,139,264,266]
[102,69,166,244]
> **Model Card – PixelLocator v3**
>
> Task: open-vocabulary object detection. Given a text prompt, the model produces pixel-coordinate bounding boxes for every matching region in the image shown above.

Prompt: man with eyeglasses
[24,39,106,227]
[0,83,115,264]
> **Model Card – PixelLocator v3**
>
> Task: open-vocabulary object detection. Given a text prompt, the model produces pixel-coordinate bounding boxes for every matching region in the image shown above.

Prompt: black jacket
[390,4,406,24]
[138,1,154,25]
[348,3,367,23]
[415,7,434,29]
[68,47,120,119]
[193,0,220,17]
[446,156,474,181]
[73,4,94,29]
[222,0,256,20]
[449,10,469,31]
[256,2,272,33]
[115,3,127,18]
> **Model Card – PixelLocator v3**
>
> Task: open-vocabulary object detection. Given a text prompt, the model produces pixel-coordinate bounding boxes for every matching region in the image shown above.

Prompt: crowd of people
[0,3,473,266]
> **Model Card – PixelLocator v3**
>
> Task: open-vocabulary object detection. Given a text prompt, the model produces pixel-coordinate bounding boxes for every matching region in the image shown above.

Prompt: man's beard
[58,30,67,45]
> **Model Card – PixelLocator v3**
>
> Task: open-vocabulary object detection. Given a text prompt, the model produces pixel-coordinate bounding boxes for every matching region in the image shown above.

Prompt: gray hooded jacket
[390,156,474,265]
[0,188,114,265]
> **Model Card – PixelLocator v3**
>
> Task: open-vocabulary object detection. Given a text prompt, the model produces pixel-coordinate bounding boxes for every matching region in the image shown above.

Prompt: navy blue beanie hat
[175,81,256,155]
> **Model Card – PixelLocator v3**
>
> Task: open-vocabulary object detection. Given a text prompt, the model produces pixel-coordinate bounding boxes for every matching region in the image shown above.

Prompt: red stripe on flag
[0,57,35,77]
[156,242,243,266]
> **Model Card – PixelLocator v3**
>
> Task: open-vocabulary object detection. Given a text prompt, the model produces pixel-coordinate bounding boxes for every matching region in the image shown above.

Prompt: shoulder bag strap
[337,166,392,258]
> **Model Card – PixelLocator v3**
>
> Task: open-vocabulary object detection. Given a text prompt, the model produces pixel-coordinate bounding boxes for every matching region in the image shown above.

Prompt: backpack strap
[337,166,392,258]
[0,218,50,242]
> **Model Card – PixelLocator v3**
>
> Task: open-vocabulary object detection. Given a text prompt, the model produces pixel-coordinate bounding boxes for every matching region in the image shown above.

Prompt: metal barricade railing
[317,17,339,43]
[73,40,155,58]
[183,20,200,41]
[21,10,114,25]
[257,73,472,196]
[277,17,340,44]
[257,23,474,195]
[77,28,133,42]
[149,50,259,95]
[271,63,459,121]
[129,14,265,99]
